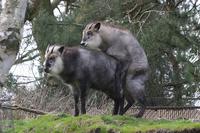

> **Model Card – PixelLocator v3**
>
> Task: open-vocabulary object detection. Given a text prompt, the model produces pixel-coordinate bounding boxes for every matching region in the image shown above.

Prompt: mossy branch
[0,104,47,115]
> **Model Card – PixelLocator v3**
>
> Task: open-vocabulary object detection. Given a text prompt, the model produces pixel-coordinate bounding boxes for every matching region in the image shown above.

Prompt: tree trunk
[0,0,28,86]
[0,0,2,13]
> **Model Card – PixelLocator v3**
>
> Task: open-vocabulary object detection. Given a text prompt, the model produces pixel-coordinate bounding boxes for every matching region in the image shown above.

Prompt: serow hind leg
[112,63,123,115]
[122,99,134,114]
[126,73,147,118]
[134,95,146,118]
[116,61,128,115]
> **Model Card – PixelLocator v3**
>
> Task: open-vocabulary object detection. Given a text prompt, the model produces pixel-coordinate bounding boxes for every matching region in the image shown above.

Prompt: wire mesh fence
[127,106,200,120]
[0,99,15,133]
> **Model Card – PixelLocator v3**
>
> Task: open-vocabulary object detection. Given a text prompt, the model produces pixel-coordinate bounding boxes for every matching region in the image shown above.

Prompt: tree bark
[0,0,28,86]
[0,0,2,13]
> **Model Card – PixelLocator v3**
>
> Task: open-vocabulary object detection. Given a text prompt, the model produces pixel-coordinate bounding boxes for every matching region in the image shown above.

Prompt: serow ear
[58,46,64,54]
[47,44,50,48]
[94,22,101,31]
[46,43,51,50]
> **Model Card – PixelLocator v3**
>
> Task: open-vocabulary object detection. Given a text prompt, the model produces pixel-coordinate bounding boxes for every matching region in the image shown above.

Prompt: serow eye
[87,31,93,36]
[48,57,55,64]
[49,59,53,64]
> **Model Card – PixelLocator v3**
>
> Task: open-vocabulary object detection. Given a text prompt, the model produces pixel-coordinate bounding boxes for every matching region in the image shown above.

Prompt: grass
[4,114,200,133]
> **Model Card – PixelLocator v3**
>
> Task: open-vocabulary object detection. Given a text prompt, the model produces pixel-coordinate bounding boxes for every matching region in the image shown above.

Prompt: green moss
[7,114,200,133]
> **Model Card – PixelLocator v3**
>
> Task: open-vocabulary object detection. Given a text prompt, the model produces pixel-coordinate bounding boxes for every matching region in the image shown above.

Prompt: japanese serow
[81,21,149,117]
[43,45,146,117]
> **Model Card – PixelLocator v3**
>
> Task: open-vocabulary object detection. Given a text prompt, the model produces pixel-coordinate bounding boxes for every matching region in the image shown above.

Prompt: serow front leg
[80,81,87,114]
[113,99,120,115]
[73,91,80,116]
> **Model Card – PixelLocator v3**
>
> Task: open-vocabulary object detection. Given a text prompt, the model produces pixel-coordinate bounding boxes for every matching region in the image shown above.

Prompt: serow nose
[44,67,49,73]
[80,42,86,46]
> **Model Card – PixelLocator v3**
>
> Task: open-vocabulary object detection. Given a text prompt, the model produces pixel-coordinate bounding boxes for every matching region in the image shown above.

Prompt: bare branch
[15,54,40,65]
[14,48,39,64]
[47,22,83,27]
[51,0,61,9]
[162,81,188,87]
[175,0,185,8]
[0,104,47,115]
[14,78,42,85]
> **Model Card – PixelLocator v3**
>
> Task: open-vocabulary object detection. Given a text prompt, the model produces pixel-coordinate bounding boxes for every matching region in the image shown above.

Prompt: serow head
[43,45,64,75]
[80,22,102,50]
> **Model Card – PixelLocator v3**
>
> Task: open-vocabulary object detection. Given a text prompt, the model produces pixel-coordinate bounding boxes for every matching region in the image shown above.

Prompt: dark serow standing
[81,21,149,117]
[43,45,125,116]
[44,45,147,117]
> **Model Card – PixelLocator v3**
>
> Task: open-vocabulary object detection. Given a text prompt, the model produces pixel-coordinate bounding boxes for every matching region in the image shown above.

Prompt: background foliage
[32,0,200,106]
